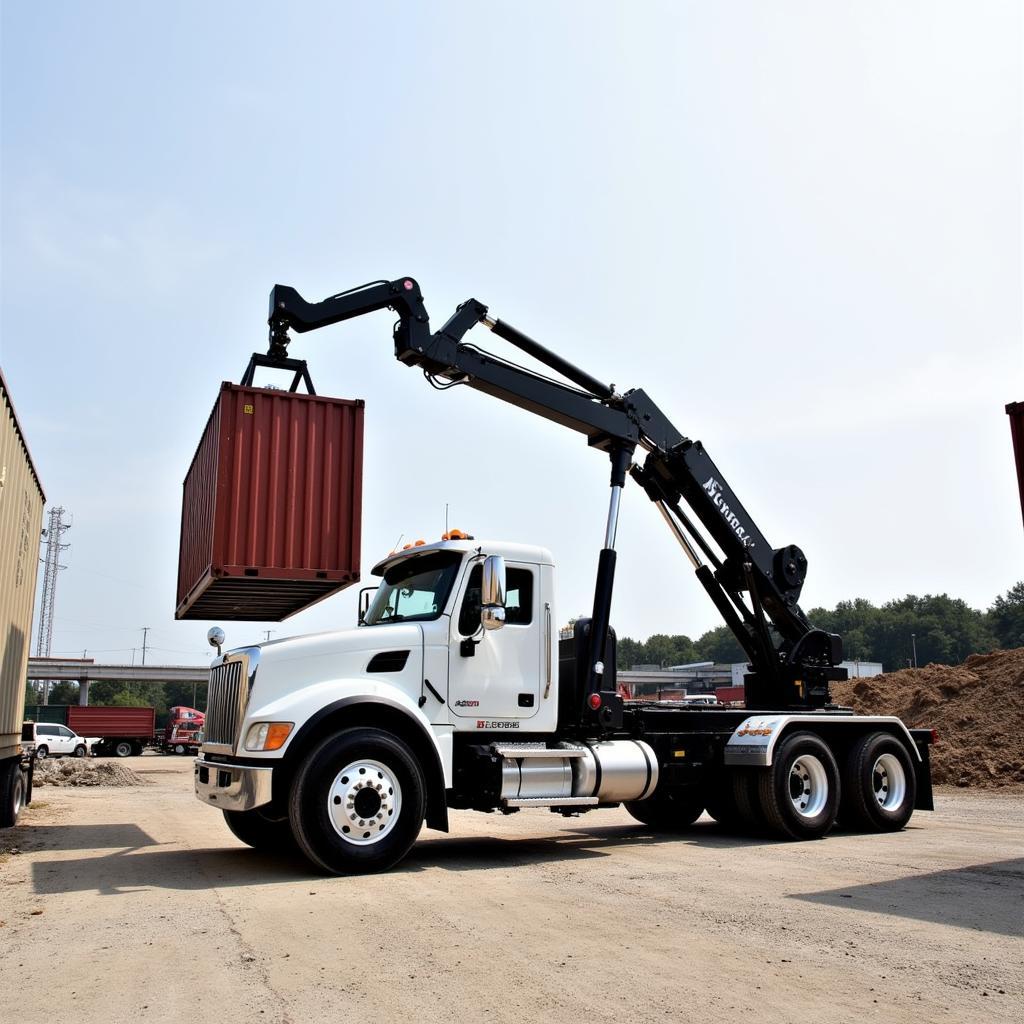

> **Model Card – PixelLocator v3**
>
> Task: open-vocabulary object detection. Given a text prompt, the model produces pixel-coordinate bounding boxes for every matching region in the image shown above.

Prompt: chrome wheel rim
[788,754,828,818]
[328,759,402,846]
[872,753,906,811]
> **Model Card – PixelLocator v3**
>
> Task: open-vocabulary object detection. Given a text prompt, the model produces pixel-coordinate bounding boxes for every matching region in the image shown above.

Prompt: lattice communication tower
[36,506,71,657]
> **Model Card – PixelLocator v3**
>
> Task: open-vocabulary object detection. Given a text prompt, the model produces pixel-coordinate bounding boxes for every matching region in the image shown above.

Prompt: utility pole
[911,633,918,669]
[263,630,275,642]
[141,626,150,666]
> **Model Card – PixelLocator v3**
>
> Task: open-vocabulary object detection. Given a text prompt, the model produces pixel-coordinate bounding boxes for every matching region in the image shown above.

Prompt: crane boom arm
[262,276,846,719]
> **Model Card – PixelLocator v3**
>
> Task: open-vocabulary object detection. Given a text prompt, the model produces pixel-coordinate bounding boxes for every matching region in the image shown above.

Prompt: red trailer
[67,706,156,758]
[715,685,746,706]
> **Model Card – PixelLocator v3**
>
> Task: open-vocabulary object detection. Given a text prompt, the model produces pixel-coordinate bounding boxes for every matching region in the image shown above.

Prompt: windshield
[363,551,463,625]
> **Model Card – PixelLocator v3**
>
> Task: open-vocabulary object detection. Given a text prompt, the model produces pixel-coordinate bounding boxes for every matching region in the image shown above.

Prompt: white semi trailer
[0,370,45,828]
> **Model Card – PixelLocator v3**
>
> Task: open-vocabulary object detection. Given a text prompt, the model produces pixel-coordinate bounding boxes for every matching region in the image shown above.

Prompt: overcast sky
[2,1,1021,668]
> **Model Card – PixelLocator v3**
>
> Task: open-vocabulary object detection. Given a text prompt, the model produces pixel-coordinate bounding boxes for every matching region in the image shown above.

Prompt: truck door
[448,561,541,724]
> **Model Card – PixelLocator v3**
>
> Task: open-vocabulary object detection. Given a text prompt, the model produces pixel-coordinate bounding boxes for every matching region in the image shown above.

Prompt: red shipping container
[1008,401,1024,531]
[68,706,155,740]
[176,382,364,621]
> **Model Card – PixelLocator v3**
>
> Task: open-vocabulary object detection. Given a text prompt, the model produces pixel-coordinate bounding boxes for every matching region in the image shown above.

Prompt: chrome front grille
[204,653,253,748]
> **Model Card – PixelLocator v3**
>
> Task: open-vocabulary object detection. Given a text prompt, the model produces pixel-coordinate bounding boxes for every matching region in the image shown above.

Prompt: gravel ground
[1,755,1021,1024]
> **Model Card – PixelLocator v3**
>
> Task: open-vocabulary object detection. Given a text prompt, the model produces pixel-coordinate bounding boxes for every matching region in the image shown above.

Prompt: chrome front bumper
[194,755,274,812]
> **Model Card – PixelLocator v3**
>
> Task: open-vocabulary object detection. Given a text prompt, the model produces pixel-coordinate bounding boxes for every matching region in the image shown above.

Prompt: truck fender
[270,685,451,832]
[722,714,922,768]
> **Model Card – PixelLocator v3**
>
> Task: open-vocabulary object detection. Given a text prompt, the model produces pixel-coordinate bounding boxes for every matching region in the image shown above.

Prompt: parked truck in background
[193,276,935,874]
[0,370,45,828]
[163,705,205,754]
[24,704,156,757]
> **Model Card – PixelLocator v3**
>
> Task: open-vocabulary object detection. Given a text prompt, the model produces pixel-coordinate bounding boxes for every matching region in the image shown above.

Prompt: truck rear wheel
[731,768,767,833]
[113,741,133,758]
[223,809,297,853]
[841,732,916,833]
[0,762,26,828]
[703,772,745,829]
[757,731,839,840]
[289,728,426,875]
[624,788,703,829]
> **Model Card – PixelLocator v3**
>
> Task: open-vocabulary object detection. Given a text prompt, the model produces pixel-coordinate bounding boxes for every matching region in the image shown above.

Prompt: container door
[447,561,541,725]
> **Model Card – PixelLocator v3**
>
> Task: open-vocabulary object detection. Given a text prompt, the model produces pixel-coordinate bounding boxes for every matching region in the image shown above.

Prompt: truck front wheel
[223,809,296,853]
[289,728,426,875]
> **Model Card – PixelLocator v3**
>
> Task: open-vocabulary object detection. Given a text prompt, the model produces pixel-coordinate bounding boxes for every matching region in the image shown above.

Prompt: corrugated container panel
[1008,402,1024,530]
[0,370,45,760]
[67,705,155,738]
[177,382,364,621]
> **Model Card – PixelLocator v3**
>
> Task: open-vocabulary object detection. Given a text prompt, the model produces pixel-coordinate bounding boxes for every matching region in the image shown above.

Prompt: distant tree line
[24,679,208,728]
[616,581,1024,672]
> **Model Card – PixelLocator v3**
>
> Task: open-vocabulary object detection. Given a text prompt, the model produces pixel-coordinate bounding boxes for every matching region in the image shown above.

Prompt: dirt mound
[33,758,149,788]
[832,648,1024,789]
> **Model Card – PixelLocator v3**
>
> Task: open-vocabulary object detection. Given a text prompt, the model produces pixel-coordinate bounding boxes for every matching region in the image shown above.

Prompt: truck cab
[196,536,557,773]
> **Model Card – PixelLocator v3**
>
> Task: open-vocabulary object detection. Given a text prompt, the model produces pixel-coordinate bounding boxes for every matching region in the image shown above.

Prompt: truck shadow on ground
[790,857,1024,938]
[15,823,155,852]
[26,819,783,895]
[400,820,781,872]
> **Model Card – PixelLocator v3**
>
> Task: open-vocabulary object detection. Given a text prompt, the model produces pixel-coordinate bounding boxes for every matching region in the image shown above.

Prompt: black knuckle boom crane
[200,274,933,860]
[263,276,840,723]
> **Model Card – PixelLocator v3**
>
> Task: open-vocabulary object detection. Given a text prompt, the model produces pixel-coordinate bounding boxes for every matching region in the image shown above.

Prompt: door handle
[543,602,552,699]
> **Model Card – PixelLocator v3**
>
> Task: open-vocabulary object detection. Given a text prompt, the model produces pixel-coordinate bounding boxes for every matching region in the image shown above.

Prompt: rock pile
[832,648,1024,789]
[32,758,148,788]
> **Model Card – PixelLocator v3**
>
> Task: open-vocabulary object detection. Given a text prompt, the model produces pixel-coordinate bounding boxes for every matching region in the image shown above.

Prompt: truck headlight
[243,722,293,751]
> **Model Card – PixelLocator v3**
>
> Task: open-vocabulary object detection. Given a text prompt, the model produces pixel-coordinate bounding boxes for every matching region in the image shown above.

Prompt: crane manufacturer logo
[702,477,755,549]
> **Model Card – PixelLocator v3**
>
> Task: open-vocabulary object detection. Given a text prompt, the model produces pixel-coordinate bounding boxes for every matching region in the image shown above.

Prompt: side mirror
[480,555,506,631]
[207,627,225,656]
[357,586,377,625]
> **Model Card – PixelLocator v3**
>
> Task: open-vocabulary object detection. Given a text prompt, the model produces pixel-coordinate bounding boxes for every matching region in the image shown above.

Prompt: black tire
[731,768,767,833]
[0,762,26,828]
[223,809,297,853]
[113,741,133,758]
[34,745,49,760]
[624,787,704,829]
[758,731,839,840]
[289,728,426,875]
[841,732,916,833]
[703,771,746,829]
[73,745,87,758]
[174,744,187,755]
